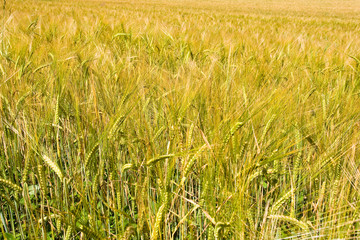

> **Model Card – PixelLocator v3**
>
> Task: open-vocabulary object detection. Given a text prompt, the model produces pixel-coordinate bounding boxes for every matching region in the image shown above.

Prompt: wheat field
[1,0,360,239]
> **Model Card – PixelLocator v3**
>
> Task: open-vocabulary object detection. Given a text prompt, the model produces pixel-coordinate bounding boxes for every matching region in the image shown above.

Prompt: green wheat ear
[21,152,31,184]
[207,225,215,240]
[151,192,170,240]
[77,222,102,239]
[56,218,61,233]
[84,142,99,168]
[122,163,135,172]
[0,178,22,192]
[64,226,72,240]
[181,144,207,186]
[146,154,175,166]
[268,215,309,231]
[260,114,276,145]
[42,154,64,180]
[53,94,60,126]
[0,193,15,210]
[221,122,244,151]
[270,189,294,214]
[214,222,231,240]
[38,164,47,196]
[121,225,136,240]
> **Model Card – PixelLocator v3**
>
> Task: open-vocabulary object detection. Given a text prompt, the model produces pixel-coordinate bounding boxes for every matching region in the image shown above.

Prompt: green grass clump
[1,0,360,239]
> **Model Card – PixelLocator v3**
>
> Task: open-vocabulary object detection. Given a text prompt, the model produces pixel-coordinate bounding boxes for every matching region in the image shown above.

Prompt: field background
[1,0,360,239]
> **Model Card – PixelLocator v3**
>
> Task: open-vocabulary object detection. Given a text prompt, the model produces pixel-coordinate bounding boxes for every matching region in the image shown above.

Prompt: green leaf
[3,233,16,240]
